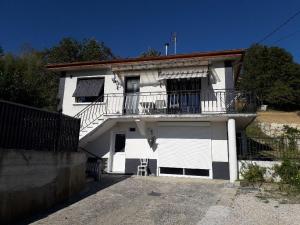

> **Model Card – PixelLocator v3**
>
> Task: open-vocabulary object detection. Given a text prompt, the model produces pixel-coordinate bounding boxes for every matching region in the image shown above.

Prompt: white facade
[60,61,232,117]
[55,51,256,181]
[83,121,229,179]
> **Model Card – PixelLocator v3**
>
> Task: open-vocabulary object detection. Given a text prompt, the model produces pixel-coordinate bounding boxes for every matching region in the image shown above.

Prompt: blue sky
[1,0,300,62]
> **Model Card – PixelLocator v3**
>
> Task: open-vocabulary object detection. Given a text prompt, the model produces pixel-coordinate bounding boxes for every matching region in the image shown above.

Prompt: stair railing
[74,94,108,131]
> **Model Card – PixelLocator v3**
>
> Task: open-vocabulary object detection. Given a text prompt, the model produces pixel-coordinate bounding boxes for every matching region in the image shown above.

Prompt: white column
[228,118,237,182]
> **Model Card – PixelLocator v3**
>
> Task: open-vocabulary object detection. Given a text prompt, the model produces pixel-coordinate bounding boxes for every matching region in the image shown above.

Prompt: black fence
[237,136,300,161]
[0,100,80,152]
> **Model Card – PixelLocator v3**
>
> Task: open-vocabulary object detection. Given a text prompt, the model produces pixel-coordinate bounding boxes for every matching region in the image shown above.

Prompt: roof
[46,48,246,72]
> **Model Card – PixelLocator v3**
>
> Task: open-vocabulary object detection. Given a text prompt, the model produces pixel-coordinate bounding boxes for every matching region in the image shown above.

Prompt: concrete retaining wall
[258,122,300,137]
[0,149,86,224]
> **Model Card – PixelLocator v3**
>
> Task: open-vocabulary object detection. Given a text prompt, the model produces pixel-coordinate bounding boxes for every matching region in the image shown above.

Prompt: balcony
[75,89,257,131]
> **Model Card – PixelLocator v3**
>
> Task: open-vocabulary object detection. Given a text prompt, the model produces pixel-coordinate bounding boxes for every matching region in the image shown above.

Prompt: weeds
[273,158,300,194]
[241,162,266,187]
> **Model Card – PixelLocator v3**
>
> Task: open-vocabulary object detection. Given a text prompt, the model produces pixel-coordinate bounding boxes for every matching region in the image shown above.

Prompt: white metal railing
[74,89,257,130]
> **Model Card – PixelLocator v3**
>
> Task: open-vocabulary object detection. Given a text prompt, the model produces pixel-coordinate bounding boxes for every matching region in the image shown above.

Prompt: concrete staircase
[73,95,111,140]
[79,117,105,140]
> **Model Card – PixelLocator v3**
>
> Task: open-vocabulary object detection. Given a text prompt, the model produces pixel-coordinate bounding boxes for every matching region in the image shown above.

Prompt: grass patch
[245,122,270,138]
[245,182,300,204]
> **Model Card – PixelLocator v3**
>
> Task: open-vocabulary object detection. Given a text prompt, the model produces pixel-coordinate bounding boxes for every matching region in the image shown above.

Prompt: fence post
[54,112,62,152]
[105,94,108,115]
[75,118,81,152]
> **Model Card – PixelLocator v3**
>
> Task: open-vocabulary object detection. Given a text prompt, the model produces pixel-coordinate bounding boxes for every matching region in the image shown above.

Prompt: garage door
[157,125,212,173]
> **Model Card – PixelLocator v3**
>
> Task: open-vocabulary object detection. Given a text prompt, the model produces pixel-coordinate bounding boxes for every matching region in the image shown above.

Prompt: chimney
[165,43,169,56]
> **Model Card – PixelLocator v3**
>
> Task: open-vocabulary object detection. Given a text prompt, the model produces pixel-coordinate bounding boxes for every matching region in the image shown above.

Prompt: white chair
[155,100,167,114]
[137,158,148,176]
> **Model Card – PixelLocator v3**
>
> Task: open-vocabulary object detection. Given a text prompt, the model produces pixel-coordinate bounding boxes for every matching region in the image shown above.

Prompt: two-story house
[48,49,256,182]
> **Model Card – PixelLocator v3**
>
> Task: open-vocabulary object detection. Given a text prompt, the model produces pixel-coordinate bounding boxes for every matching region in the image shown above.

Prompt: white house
[48,49,257,182]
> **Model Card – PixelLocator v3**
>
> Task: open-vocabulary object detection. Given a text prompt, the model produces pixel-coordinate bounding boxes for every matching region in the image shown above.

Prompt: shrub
[273,158,300,190]
[245,122,269,138]
[241,162,266,184]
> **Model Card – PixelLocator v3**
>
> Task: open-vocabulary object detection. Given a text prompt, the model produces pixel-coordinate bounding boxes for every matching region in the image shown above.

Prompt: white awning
[158,66,209,80]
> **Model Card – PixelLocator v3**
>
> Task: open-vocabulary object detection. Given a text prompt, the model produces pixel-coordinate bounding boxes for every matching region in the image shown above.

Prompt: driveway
[24,175,300,225]
[24,175,231,225]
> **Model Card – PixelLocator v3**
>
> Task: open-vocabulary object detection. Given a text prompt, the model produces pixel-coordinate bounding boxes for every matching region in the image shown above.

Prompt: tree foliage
[45,37,115,63]
[0,38,116,110]
[0,50,57,109]
[140,48,161,58]
[239,44,300,110]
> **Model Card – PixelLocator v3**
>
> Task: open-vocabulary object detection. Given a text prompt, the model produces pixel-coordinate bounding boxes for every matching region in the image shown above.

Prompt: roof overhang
[46,49,246,72]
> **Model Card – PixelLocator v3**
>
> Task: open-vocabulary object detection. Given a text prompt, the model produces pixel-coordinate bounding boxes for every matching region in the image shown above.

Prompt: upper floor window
[72,78,104,103]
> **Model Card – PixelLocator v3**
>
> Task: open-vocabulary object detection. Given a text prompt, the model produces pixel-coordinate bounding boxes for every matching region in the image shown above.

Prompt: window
[166,78,202,113]
[72,78,104,103]
[160,167,183,175]
[185,169,209,176]
[115,134,126,152]
[160,167,209,177]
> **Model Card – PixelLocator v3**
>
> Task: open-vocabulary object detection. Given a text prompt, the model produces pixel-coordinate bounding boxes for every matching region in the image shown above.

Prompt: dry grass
[254,183,300,204]
[257,111,300,124]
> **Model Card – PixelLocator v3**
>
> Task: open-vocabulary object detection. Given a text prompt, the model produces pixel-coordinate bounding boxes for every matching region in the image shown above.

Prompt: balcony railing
[75,89,257,131]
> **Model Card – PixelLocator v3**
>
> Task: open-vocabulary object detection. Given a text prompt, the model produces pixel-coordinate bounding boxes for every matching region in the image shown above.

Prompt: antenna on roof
[171,32,177,55]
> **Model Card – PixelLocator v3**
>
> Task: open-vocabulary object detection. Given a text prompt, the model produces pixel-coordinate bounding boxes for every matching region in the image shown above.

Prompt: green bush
[241,162,266,184]
[294,172,300,187]
[274,158,300,190]
[245,122,269,138]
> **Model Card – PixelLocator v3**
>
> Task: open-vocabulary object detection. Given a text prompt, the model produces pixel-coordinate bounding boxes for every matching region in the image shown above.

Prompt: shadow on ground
[16,174,131,225]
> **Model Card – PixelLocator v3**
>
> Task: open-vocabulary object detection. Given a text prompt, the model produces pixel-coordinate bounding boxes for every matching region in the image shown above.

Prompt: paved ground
[22,175,300,225]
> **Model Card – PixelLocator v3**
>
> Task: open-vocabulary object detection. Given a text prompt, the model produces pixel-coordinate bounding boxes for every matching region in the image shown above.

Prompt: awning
[158,66,208,80]
[72,78,104,97]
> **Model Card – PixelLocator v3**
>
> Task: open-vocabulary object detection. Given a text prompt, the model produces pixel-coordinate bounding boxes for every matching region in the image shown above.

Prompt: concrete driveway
[24,175,300,225]
[25,175,232,225]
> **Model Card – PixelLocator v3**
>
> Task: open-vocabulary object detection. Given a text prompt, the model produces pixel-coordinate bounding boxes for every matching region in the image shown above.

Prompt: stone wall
[258,122,300,137]
[0,149,86,224]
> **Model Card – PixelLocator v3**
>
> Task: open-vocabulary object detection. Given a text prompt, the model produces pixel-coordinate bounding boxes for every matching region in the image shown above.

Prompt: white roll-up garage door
[157,125,212,170]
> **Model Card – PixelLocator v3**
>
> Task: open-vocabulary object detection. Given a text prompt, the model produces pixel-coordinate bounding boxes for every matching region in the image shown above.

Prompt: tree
[0,38,116,110]
[239,44,300,110]
[81,39,115,61]
[140,48,161,58]
[45,37,115,63]
[44,38,81,63]
[0,50,57,109]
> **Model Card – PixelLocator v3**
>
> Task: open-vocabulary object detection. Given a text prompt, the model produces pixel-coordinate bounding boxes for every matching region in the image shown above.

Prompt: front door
[111,133,126,173]
[124,76,140,114]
